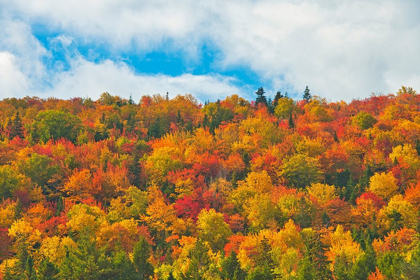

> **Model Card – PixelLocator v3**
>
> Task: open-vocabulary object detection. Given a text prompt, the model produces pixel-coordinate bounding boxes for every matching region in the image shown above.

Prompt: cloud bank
[1,0,420,101]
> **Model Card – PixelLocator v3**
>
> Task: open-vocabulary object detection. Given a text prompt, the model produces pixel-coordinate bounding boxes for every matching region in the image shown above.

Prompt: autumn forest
[0,87,420,280]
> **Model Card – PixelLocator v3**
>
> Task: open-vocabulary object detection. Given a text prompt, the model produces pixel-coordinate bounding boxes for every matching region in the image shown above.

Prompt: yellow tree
[368,172,399,200]
[142,185,177,241]
[326,225,363,277]
[197,208,232,251]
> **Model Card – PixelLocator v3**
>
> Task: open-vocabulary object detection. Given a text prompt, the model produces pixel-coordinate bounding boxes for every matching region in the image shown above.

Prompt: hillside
[1,88,420,279]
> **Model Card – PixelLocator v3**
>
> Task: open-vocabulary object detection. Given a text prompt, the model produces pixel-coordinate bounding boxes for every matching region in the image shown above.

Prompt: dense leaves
[0,89,419,279]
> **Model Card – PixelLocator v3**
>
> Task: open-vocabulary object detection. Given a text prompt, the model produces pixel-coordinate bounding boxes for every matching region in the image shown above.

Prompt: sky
[1,0,420,103]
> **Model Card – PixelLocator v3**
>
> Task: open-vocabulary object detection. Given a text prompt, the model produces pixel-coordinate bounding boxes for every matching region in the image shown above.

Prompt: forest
[0,86,419,279]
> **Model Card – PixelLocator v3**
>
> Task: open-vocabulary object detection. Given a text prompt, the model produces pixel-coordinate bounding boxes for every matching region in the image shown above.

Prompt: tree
[274,97,295,119]
[197,209,232,251]
[279,154,323,188]
[255,87,267,107]
[368,172,399,200]
[6,112,25,139]
[352,111,377,130]
[132,236,154,280]
[273,91,284,108]
[0,165,27,199]
[303,86,311,101]
[58,233,112,279]
[30,110,81,143]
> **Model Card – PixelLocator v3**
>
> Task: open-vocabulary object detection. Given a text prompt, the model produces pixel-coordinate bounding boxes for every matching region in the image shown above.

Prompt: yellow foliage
[369,172,399,200]
[66,204,104,233]
[0,258,18,276]
[307,183,338,204]
[24,202,51,227]
[296,137,326,157]
[378,195,417,230]
[142,186,176,233]
[0,200,17,228]
[62,169,92,199]
[326,225,362,269]
[40,236,77,265]
[197,209,232,250]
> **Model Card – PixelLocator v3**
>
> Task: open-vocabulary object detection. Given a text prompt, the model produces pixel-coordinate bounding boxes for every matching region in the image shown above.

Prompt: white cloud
[1,0,420,101]
[0,52,29,94]
[40,58,244,102]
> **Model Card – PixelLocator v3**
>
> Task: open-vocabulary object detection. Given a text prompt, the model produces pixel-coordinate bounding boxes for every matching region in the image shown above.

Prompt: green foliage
[274,97,296,119]
[58,235,113,280]
[280,154,323,188]
[352,111,377,130]
[6,112,25,139]
[132,236,154,280]
[377,251,404,279]
[220,251,246,280]
[0,165,25,199]
[255,87,267,107]
[17,153,58,188]
[303,86,311,101]
[31,110,81,143]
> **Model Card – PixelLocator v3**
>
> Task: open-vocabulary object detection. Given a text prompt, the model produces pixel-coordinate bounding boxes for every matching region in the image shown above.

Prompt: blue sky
[1,0,420,102]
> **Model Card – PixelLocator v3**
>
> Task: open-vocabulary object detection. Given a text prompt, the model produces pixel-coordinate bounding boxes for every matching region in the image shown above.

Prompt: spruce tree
[7,112,24,139]
[303,86,311,101]
[255,87,267,107]
[132,236,154,280]
[273,91,284,108]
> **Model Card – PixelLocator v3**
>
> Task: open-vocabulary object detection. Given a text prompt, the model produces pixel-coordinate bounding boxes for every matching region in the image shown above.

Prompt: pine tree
[56,196,64,216]
[288,114,294,129]
[273,91,284,108]
[255,87,268,107]
[128,94,135,105]
[132,236,154,280]
[7,112,24,139]
[220,251,246,280]
[303,86,311,101]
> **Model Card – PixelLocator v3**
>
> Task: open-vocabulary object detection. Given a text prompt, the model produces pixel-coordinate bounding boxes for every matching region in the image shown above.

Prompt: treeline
[0,87,420,279]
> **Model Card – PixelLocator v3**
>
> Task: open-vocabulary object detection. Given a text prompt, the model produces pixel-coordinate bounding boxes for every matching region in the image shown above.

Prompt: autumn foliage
[0,89,419,279]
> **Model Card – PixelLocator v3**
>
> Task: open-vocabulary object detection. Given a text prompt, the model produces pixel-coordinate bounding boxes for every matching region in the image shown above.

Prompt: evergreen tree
[112,250,138,280]
[220,251,246,280]
[202,114,210,128]
[267,97,274,114]
[255,87,267,107]
[273,91,284,108]
[288,114,294,129]
[303,86,311,101]
[7,112,24,139]
[132,236,154,280]
[128,94,135,105]
[58,233,112,279]
[56,196,64,216]
[37,258,59,280]
[302,232,331,280]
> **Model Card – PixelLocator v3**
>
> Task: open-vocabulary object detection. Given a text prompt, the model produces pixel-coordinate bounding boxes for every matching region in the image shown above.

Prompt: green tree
[31,110,81,143]
[273,91,284,108]
[58,234,112,280]
[352,111,377,130]
[255,87,267,107]
[132,236,154,280]
[280,154,323,188]
[274,97,295,119]
[0,165,26,199]
[220,251,246,280]
[6,112,25,139]
[197,209,232,251]
[17,153,58,189]
[303,86,311,101]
